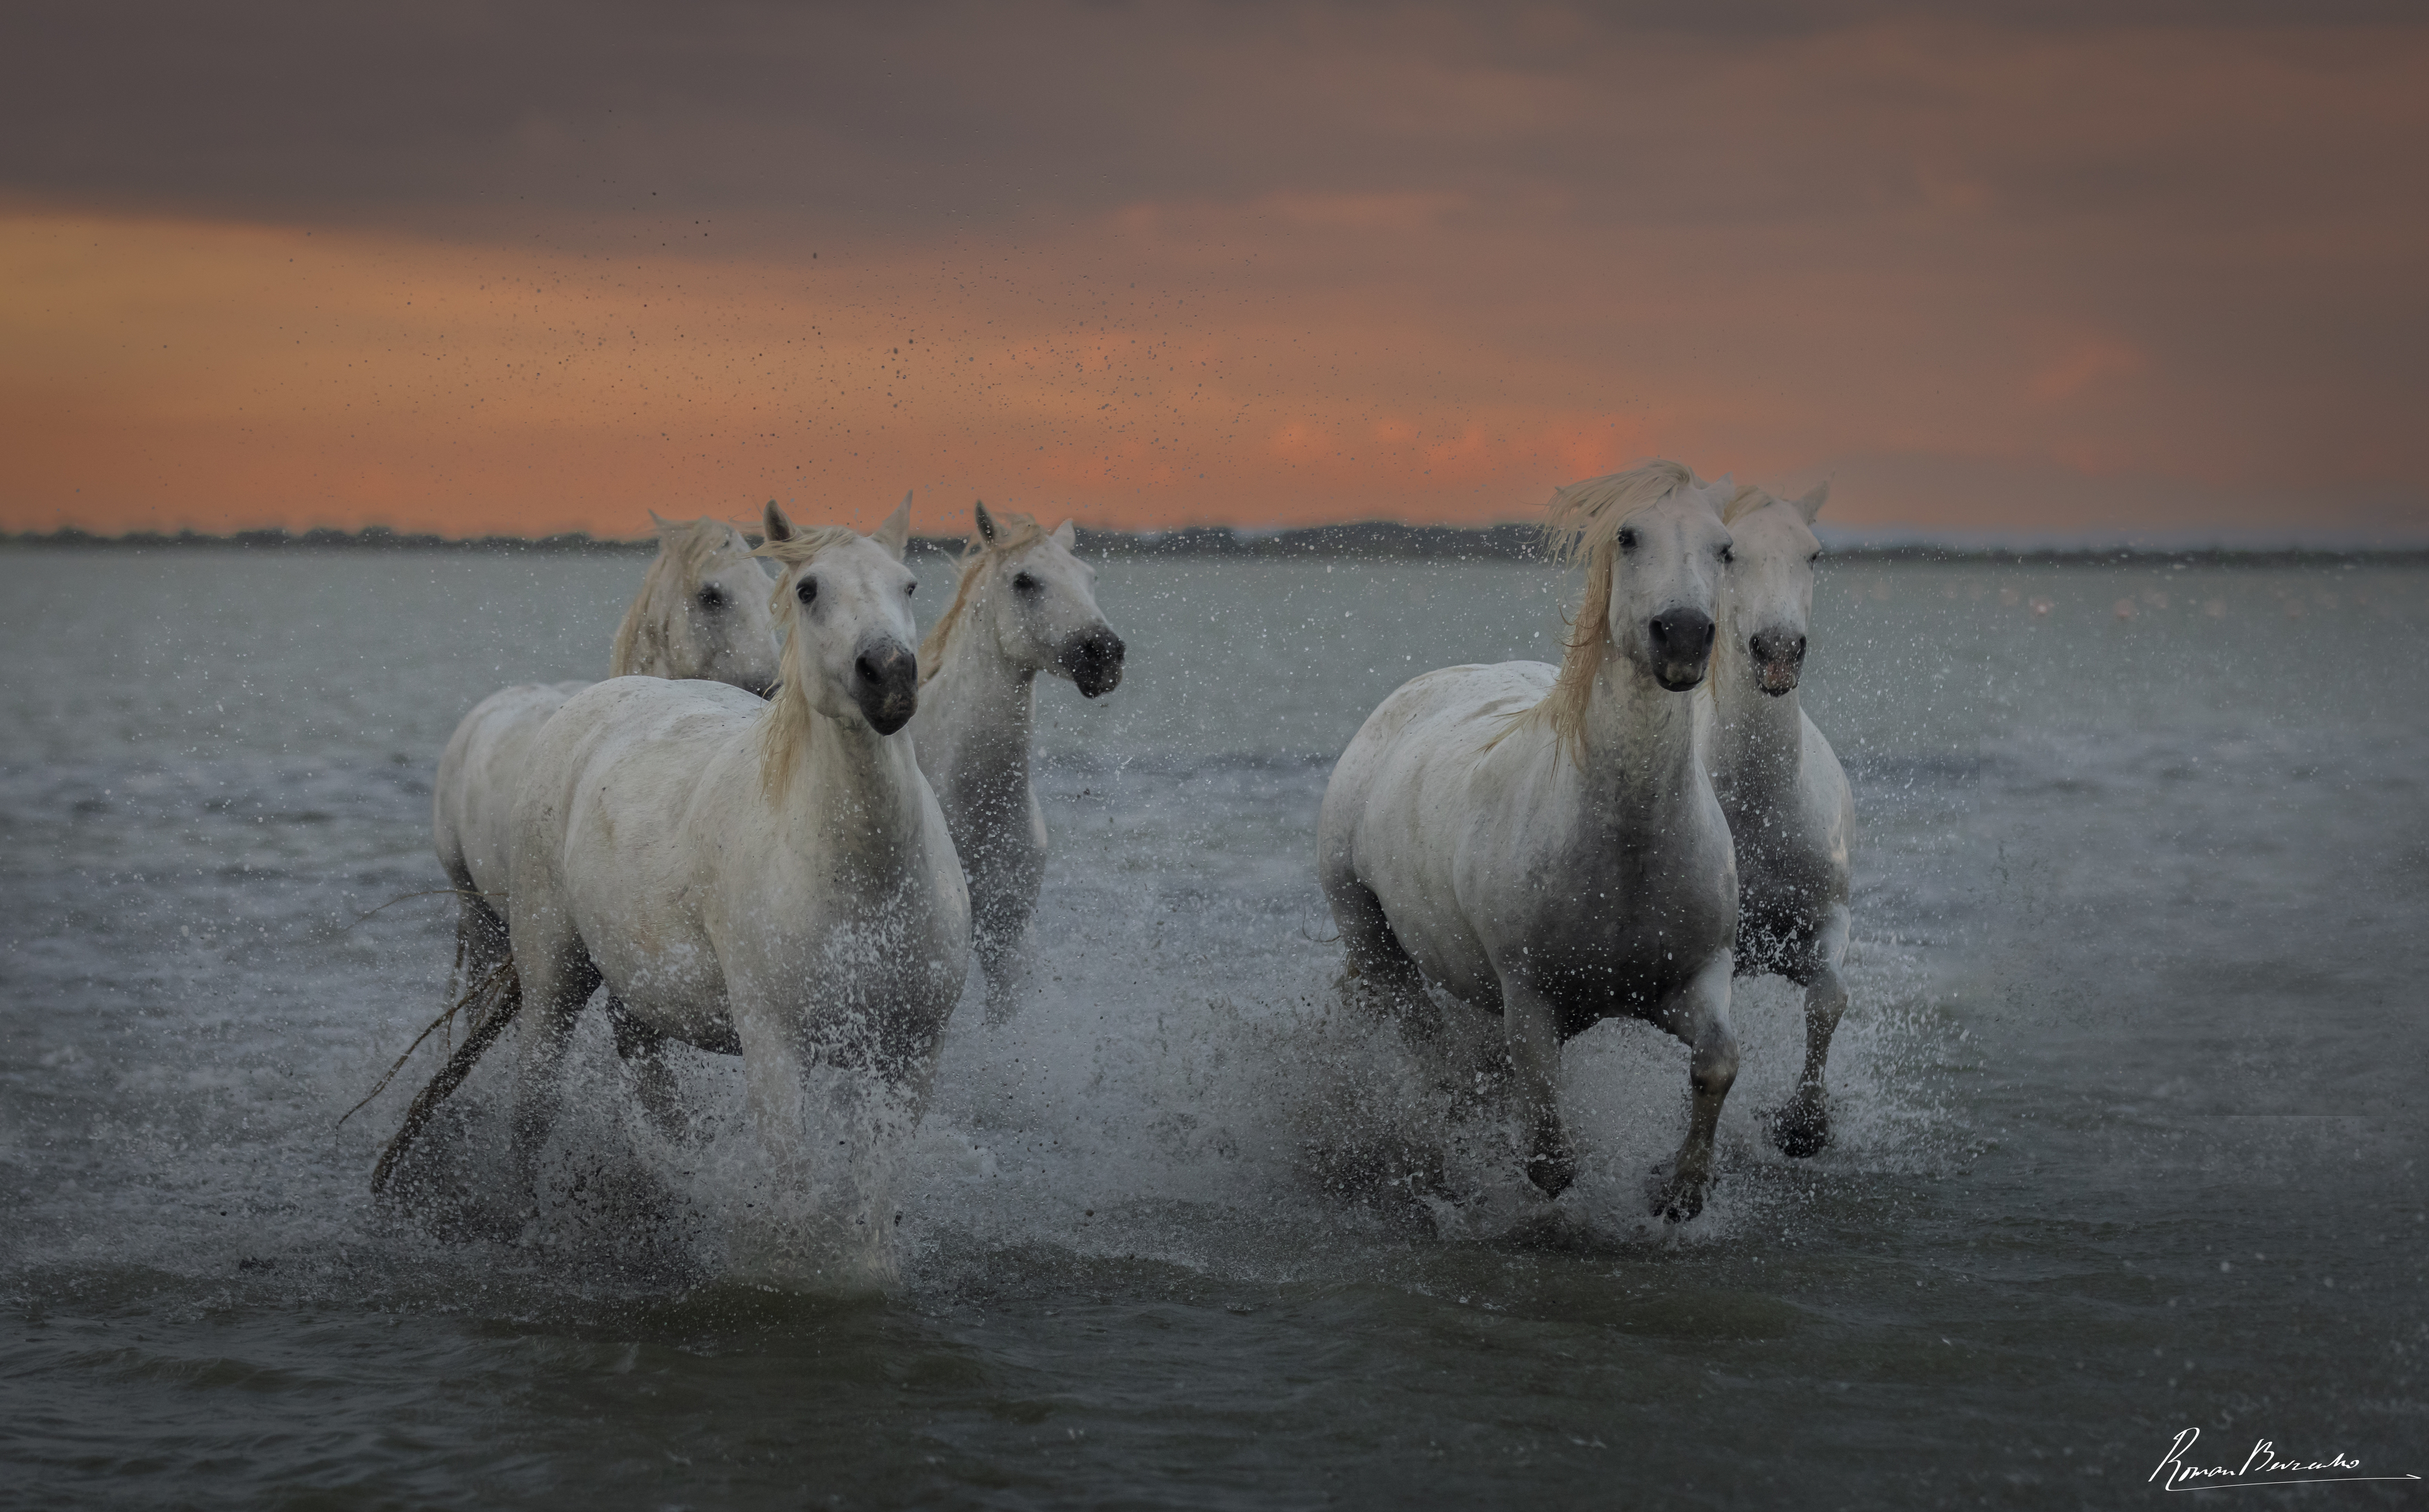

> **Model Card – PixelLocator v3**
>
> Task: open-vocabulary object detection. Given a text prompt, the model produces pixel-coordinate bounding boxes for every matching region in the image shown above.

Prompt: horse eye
[1616,528,1639,552]
[1719,545,1734,566]
[1012,572,1041,595]
[904,580,917,597]
[795,578,818,605]
[697,586,726,611]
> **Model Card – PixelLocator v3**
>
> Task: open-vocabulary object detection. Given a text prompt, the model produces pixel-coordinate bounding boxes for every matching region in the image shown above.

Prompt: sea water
[1,547,2422,1507]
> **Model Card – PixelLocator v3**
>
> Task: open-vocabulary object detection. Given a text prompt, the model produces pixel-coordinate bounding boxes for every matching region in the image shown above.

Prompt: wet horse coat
[502,500,967,1284]
[1710,482,1854,1156]
[431,516,781,998]
[908,502,1124,1020]
[1317,461,1743,1219]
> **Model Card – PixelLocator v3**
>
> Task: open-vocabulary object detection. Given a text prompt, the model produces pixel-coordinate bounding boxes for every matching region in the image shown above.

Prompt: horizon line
[7,521,2428,564]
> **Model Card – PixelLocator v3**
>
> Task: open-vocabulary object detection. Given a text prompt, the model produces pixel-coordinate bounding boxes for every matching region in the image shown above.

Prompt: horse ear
[1703,475,1734,516]
[974,500,998,544]
[763,500,795,543]
[872,491,913,561]
[1795,481,1830,524]
[1051,518,1077,550]
[648,509,671,530]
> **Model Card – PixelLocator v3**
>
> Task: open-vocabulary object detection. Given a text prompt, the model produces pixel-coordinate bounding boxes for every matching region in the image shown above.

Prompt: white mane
[750,525,867,798]
[1516,459,1705,758]
[918,506,1049,685]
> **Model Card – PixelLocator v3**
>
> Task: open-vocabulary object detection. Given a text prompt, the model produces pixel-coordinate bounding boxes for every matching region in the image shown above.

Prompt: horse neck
[1707,617,1804,805]
[1575,654,1709,823]
[922,609,1038,797]
[775,698,931,865]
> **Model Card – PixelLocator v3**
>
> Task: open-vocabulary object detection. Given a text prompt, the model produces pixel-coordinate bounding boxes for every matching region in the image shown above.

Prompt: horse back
[433,680,589,897]
[1321,662,1562,1003]
[511,678,760,927]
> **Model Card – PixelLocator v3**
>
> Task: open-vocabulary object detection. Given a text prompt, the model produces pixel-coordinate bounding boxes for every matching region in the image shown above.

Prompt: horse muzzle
[852,640,919,735]
[1647,608,1715,693]
[1059,627,1126,699]
[1748,628,1805,696]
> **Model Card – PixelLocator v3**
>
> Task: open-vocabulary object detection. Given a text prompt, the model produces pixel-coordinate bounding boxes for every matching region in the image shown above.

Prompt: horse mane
[917,507,1047,686]
[751,525,867,799]
[1723,483,1777,526]
[1508,459,1702,761]
[609,516,752,678]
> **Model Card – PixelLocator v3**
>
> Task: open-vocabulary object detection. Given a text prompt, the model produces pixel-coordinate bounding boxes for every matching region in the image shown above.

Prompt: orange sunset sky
[4,2,2426,541]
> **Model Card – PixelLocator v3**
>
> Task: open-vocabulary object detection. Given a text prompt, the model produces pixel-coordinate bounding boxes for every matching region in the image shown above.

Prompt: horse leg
[728,996,811,1180]
[1334,879,1434,1030]
[972,844,1043,1027]
[973,919,1035,1027]
[1649,951,1738,1222]
[728,997,865,1279]
[1773,903,1851,1158]
[609,995,691,1142]
[1498,975,1575,1198]
[510,929,600,1204]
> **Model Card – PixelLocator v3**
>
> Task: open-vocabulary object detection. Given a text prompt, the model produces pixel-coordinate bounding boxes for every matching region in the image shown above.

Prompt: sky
[3,1,2425,542]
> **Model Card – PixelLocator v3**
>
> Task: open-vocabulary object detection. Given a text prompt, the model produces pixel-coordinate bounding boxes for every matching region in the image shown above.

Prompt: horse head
[1719,482,1828,696]
[1604,473,1737,693]
[759,495,922,736]
[618,513,785,697]
[933,502,1125,698]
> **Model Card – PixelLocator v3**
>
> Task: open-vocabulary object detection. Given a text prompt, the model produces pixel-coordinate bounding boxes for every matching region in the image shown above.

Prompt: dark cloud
[6,0,2423,236]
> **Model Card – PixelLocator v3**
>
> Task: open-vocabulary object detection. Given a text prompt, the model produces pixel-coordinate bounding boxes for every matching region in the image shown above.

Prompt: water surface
[1,547,2423,1507]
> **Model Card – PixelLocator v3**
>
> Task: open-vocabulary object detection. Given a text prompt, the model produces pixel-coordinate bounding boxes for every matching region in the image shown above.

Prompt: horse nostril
[1749,629,1806,665]
[1063,628,1126,696]
[855,654,879,684]
[1651,612,1713,654]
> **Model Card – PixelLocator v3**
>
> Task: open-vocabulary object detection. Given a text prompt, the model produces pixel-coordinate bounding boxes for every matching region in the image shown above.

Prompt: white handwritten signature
[2151,1427,2421,1492]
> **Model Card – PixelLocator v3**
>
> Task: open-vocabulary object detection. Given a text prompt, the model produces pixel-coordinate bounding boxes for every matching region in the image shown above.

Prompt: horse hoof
[1525,1147,1577,1199]
[1650,1183,1704,1223]
[1769,1103,1829,1160]
[1646,1166,1706,1223]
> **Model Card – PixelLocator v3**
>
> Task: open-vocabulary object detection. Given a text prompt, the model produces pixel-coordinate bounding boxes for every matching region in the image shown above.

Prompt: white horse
[1711,483,1854,1157]
[503,497,968,1282]
[908,502,1125,1020]
[430,514,782,1005]
[1317,461,1743,1220]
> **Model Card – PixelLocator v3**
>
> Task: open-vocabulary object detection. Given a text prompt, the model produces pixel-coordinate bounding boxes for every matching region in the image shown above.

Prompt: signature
[2151,1428,2421,1492]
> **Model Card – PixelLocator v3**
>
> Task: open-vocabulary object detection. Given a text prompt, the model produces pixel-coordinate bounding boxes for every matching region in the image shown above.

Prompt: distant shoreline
[3,523,2424,566]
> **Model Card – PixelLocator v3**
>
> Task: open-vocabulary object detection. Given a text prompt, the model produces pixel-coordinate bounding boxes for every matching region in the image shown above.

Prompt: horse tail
[369,958,525,1194]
